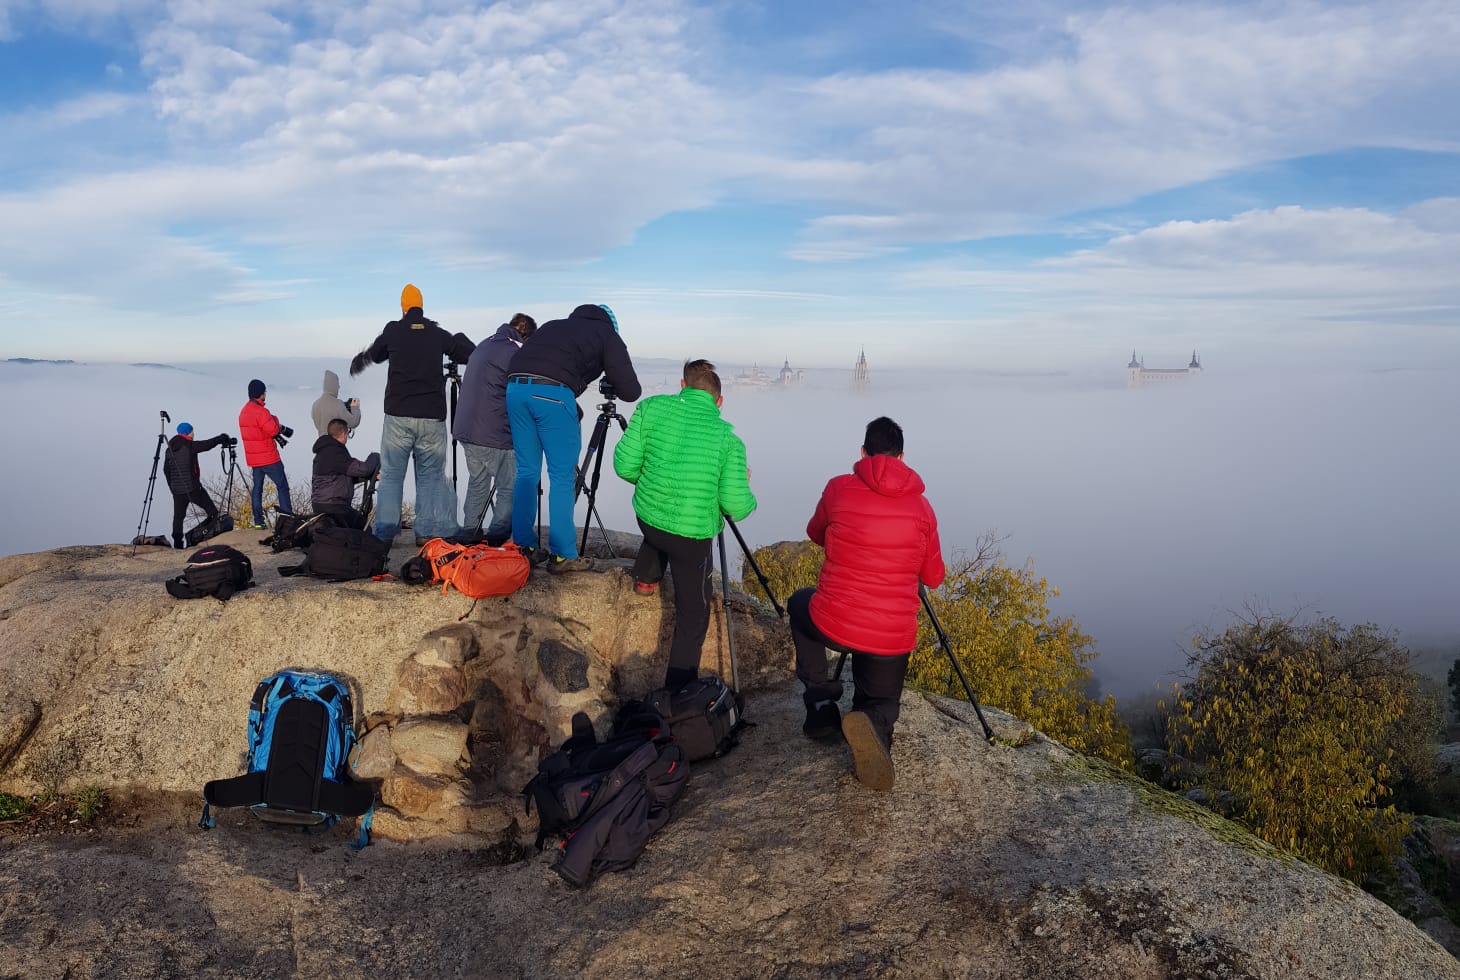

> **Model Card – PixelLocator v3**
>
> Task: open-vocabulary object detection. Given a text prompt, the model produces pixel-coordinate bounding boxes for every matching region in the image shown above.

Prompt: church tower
[852,348,870,392]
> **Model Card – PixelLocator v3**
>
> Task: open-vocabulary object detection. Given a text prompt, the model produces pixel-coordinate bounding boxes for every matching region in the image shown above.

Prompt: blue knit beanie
[177,422,193,436]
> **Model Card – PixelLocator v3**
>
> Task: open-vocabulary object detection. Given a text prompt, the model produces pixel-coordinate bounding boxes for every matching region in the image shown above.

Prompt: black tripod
[723,515,785,618]
[131,410,171,556]
[358,473,379,527]
[445,361,462,494]
[217,440,249,525]
[573,386,627,556]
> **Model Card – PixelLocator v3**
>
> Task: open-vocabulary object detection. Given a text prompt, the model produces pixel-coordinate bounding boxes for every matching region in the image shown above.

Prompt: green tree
[743,535,1133,768]
[1166,614,1414,881]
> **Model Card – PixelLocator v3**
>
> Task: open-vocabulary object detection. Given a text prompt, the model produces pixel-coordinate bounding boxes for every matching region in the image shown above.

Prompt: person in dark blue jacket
[506,303,641,572]
[454,313,536,543]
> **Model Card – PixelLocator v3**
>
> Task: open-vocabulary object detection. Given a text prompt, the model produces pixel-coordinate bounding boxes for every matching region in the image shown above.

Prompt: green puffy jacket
[613,386,756,539]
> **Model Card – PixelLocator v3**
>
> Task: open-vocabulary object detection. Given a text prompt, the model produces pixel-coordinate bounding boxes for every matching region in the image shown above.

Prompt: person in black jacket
[311,419,381,531]
[349,283,476,545]
[163,422,230,548]
[506,303,641,572]
[455,313,536,544]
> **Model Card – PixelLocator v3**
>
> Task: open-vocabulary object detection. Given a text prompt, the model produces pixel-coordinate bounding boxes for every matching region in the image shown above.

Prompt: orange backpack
[410,538,531,599]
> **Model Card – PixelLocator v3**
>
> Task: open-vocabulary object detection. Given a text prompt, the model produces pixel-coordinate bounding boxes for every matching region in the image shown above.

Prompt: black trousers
[789,587,909,743]
[171,488,218,546]
[633,517,714,689]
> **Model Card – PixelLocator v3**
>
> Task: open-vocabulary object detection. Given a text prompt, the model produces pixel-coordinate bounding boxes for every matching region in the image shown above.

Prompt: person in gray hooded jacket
[311,369,362,437]
[454,313,536,542]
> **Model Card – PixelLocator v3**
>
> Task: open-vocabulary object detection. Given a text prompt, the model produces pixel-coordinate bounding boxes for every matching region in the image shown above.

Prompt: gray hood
[323,370,340,397]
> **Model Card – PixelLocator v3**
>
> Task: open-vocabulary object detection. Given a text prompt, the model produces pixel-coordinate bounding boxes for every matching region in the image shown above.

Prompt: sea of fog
[2,356,1455,697]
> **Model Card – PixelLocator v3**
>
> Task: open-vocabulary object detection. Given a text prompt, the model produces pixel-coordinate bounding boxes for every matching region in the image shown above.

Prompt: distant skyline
[2,0,1458,370]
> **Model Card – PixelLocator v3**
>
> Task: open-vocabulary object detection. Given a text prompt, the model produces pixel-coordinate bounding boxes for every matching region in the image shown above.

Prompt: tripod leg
[725,515,784,618]
[831,650,849,682]
[716,532,739,691]
[576,415,612,556]
[919,586,995,742]
[133,431,168,556]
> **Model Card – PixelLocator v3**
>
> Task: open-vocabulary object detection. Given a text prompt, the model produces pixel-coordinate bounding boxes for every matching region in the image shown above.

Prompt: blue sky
[1,0,1458,370]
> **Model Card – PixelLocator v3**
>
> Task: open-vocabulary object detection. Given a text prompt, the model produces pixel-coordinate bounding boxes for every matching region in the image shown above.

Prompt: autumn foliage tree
[742,536,1133,768]
[1165,615,1415,881]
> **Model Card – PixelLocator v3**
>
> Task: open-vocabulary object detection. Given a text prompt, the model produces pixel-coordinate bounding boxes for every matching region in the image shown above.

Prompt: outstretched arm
[350,330,389,376]
[600,330,642,401]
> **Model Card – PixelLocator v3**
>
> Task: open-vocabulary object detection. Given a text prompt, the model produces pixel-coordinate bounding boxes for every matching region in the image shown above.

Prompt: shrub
[1166,614,1415,880]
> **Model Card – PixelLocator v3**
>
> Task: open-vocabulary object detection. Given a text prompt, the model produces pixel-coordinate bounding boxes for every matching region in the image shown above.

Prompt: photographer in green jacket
[614,359,757,691]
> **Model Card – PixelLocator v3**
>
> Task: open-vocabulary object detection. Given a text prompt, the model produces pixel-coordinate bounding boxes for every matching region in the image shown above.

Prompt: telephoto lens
[279,425,294,438]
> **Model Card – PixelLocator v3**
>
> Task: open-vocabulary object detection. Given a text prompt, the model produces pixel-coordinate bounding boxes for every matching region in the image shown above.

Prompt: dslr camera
[598,378,616,399]
[274,424,294,449]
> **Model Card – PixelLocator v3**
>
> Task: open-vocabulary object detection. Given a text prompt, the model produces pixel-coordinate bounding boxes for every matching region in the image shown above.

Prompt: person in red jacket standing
[238,379,294,528]
[790,416,945,791]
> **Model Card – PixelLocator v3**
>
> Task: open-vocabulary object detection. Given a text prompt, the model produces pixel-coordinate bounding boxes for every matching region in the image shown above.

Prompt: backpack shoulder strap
[165,575,205,600]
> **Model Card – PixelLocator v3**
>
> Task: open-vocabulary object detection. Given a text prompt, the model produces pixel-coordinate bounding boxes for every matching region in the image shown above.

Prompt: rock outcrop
[1,535,1457,978]
[0,532,786,840]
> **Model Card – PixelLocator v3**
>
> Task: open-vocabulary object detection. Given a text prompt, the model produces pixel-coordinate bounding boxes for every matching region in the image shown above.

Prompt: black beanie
[248,379,266,399]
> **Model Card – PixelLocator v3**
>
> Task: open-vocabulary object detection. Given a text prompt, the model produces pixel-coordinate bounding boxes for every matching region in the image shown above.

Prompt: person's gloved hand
[349,351,371,377]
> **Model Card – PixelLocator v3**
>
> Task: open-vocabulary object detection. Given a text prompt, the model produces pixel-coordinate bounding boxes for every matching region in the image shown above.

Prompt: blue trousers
[507,380,580,558]
[250,461,292,525]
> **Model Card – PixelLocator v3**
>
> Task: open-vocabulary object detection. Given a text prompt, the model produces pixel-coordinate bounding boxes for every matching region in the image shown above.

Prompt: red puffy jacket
[807,454,945,655]
[238,398,282,467]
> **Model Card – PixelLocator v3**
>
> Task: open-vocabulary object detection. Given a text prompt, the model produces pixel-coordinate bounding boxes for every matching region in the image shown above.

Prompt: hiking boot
[520,546,551,566]
[485,533,510,548]
[842,710,894,791]
[547,555,594,575]
[633,580,657,596]
[803,700,842,741]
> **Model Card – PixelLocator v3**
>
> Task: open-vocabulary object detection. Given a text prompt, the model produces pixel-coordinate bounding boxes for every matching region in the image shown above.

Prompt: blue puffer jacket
[453,324,523,450]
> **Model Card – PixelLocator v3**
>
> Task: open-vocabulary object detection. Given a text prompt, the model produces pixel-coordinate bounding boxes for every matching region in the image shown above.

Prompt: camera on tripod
[598,378,616,399]
[274,425,294,449]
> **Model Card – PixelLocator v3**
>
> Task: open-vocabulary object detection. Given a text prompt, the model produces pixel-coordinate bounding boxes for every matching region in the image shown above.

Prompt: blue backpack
[200,670,375,847]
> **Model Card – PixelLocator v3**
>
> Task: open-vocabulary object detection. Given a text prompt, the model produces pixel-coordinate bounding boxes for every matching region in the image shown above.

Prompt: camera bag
[279,525,390,582]
[185,512,235,547]
[165,544,255,601]
[646,675,744,762]
[263,512,335,553]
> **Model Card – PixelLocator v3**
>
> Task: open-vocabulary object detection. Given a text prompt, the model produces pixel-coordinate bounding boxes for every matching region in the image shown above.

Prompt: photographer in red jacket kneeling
[789,416,945,791]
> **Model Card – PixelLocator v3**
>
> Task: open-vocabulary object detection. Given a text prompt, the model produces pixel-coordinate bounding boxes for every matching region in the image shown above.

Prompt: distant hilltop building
[852,348,870,392]
[1127,350,1201,387]
[778,359,805,386]
[730,363,772,388]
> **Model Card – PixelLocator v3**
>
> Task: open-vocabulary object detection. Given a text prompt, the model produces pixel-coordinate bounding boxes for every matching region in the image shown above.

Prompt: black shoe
[843,710,894,791]
[485,533,510,548]
[803,700,842,741]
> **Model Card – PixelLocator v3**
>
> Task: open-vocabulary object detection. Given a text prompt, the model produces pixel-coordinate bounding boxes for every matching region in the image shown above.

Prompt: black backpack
[523,709,690,888]
[648,675,745,762]
[165,544,255,601]
[279,525,390,581]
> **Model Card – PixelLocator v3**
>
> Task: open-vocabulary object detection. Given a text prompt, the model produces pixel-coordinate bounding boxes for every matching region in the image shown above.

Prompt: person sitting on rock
[789,416,945,791]
[613,359,756,691]
[311,418,381,531]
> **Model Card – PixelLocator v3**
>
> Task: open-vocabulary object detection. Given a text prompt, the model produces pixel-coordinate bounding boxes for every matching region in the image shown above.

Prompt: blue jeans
[373,414,456,542]
[250,461,292,525]
[507,380,580,558]
[462,443,515,539]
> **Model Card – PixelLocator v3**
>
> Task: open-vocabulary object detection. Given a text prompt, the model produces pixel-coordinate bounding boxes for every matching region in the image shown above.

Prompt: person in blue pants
[506,304,641,573]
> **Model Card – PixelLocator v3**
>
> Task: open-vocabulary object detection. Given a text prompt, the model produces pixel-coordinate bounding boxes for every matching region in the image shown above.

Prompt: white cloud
[776,0,1460,256]
[894,200,1460,361]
